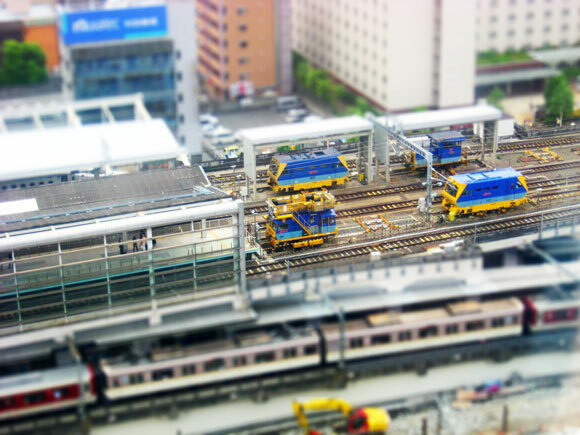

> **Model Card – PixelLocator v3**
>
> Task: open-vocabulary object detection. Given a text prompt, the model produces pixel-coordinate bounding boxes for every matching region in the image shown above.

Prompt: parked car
[200,114,218,130]
[302,115,322,123]
[286,108,309,123]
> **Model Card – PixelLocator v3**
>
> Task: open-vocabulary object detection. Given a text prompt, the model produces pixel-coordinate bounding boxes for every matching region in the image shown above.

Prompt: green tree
[413,106,429,112]
[295,60,308,86]
[543,75,574,123]
[0,39,48,86]
[487,86,506,109]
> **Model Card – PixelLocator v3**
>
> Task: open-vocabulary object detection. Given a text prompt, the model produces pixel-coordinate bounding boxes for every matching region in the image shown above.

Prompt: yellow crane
[292,398,389,435]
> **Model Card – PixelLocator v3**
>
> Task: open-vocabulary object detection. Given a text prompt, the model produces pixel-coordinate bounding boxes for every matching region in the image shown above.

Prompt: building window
[545,10,552,17]
[237,6,247,14]
[489,16,497,23]
[510,0,517,4]
[283,348,297,359]
[508,29,515,37]
[489,31,497,39]
[239,24,247,31]
[563,8,570,15]
[508,14,516,21]
[239,73,248,80]
[239,41,248,48]
[239,57,248,65]
[179,115,184,124]
[526,27,534,34]
[527,12,534,19]
[398,331,412,341]
[562,24,569,31]
[544,25,551,32]
[527,0,534,3]
[446,324,458,334]
[176,72,182,81]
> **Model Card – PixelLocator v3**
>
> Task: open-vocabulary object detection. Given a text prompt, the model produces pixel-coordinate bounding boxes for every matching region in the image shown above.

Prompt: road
[92,350,580,435]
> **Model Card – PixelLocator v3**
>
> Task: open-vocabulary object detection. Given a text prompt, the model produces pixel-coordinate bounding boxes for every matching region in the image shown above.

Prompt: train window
[443,183,457,197]
[24,392,46,405]
[445,324,458,334]
[129,373,144,384]
[256,352,275,363]
[371,334,391,345]
[475,188,482,192]
[484,187,490,191]
[398,331,412,341]
[183,364,196,375]
[310,215,316,224]
[1,186,6,190]
[511,183,514,190]
[297,167,305,171]
[332,163,336,169]
[48,180,54,184]
[492,185,498,189]
[153,369,173,381]
[320,164,329,168]
[304,345,318,355]
[492,317,505,327]
[290,169,294,175]
[419,325,438,338]
[283,348,297,358]
[204,359,225,371]
[466,320,485,331]
[0,397,14,410]
[233,356,247,367]
[39,181,44,185]
[308,165,317,169]
[516,181,523,189]
[279,223,289,231]
[350,338,363,348]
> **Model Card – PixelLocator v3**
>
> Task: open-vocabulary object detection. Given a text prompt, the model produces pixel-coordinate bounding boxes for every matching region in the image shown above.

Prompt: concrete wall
[167,0,200,156]
[24,23,60,71]
[436,0,475,108]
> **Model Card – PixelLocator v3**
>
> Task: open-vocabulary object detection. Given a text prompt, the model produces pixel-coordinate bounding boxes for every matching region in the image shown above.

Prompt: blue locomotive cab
[410,131,465,170]
[442,168,528,221]
[267,148,349,193]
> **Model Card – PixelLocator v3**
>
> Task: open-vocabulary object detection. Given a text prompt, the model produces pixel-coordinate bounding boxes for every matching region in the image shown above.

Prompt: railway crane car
[267,148,349,193]
[442,168,528,221]
[407,131,465,170]
[266,190,337,249]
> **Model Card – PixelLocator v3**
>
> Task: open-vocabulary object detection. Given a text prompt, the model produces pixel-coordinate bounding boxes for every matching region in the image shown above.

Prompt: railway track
[247,202,580,276]
[245,166,580,217]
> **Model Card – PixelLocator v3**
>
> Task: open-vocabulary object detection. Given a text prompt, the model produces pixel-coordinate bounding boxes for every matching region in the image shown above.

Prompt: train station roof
[237,116,372,146]
[531,46,580,65]
[377,105,502,132]
[0,166,230,234]
[0,119,185,183]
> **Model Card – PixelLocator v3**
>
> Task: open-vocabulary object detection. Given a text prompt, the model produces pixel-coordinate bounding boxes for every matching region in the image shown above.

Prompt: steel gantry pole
[367,114,433,214]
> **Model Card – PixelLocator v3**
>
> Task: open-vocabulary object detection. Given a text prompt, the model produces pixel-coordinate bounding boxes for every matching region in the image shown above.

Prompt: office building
[59,0,201,156]
[196,0,292,100]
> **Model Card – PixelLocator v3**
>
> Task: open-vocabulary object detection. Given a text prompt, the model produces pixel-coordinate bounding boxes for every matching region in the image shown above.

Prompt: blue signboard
[61,5,167,45]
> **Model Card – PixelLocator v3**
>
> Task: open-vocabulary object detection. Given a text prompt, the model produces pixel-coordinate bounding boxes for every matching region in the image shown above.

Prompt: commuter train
[406,131,465,170]
[265,190,337,249]
[267,148,349,193]
[442,168,528,221]
[1,293,579,421]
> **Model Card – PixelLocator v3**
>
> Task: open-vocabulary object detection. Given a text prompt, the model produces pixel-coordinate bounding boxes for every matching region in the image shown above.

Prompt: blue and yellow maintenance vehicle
[442,168,528,221]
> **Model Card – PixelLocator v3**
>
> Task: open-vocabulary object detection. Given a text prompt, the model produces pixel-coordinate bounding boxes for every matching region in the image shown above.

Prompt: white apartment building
[293,0,580,112]
[476,0,580,52]
[292,0,476,111]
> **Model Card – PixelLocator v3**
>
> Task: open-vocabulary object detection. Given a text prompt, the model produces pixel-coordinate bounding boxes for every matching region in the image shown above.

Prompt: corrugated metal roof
[0,166,228,233]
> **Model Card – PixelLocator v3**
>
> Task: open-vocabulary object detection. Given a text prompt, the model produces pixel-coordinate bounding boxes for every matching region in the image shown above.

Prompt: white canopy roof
[0,119,184,182]
[238,115,372,146]
[377,105,502,132]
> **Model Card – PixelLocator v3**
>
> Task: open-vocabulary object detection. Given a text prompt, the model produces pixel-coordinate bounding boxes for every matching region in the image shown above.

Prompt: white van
[209,127,238,147]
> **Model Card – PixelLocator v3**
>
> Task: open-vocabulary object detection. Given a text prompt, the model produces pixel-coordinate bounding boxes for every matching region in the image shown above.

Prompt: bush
[0,39,48,86]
